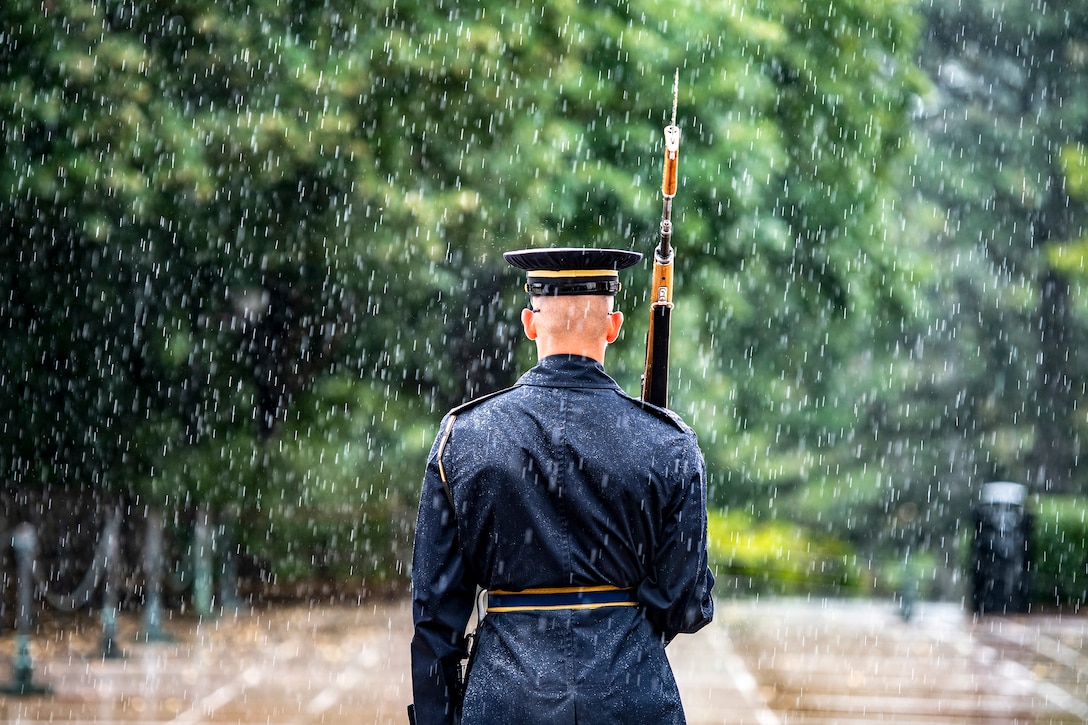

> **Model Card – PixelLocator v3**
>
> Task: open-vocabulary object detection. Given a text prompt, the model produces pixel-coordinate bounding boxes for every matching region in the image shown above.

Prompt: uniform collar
[517,355,620,389]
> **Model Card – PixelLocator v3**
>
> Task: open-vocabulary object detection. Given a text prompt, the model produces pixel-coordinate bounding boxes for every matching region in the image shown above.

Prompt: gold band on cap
[528,269,619,279]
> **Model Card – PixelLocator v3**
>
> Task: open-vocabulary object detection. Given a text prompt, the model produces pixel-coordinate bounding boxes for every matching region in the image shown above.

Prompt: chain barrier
[4,508,231,621]
[22,507,121,612]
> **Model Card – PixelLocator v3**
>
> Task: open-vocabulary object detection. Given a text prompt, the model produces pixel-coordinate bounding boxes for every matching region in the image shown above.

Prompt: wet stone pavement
[1,598,1086,724]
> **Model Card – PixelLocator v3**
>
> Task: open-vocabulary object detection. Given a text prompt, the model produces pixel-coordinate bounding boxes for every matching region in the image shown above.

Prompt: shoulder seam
[437,385,520,509]
[448,384,518,416]
[615,390,688,432]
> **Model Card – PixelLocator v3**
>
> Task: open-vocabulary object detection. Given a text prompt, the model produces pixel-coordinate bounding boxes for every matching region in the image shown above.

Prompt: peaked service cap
[503,247,642,296]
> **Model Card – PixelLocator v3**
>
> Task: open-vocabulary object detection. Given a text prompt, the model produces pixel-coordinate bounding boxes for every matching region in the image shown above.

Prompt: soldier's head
[503,248,641,363]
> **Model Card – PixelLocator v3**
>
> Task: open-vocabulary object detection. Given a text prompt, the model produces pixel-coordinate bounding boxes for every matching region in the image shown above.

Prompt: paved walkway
[674,599,1088,724]
[1,598,1087,723]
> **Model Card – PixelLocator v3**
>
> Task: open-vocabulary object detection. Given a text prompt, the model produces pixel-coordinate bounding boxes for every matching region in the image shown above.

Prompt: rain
[1,0,1087,722]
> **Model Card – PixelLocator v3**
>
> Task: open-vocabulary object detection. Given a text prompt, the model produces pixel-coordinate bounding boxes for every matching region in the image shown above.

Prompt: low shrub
[707,509,866,596]
[1030,496,1088,610]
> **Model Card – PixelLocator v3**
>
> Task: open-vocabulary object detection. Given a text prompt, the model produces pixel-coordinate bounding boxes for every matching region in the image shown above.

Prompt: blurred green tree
[908,1,1088,497]
[1,0,927,589]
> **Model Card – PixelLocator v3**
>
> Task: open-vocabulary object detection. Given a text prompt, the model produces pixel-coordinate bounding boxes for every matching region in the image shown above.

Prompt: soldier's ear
[605,310,623,344]
[521,307,538,340]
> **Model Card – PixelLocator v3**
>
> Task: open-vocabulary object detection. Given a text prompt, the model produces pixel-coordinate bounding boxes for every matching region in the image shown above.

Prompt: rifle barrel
[641,71,681,409]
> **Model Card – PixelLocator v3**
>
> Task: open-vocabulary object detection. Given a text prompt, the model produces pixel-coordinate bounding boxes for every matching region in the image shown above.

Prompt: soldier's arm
[638,437,715,641]
[410,429,476,724]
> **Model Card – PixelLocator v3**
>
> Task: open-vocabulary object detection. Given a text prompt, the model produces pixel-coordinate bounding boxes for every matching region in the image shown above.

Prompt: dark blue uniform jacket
[411,355,715,724]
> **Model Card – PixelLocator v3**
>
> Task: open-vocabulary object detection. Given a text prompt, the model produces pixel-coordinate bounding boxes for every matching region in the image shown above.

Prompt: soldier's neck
[535,338,606,364]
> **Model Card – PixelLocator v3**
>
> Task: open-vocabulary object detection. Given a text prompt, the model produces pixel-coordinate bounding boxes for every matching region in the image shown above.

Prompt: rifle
[641,70,681,409]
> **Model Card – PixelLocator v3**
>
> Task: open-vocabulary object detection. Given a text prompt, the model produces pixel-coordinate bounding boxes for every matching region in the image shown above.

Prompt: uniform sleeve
[410,421,477,724]
[637,435,715,642]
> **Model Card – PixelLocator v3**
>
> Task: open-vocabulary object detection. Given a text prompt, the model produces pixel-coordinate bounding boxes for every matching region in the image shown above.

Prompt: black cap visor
[504,247,641,297]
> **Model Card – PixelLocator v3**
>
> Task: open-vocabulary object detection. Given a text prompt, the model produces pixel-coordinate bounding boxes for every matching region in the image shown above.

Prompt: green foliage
[909,0,1088,501]
[0,0,929,592]
[1031,497,1088,610]
[1049,144,1088,284]
[12,0,1086,599]
[144,373,428,586]
[619,0,927,537]
[708,509,866,596]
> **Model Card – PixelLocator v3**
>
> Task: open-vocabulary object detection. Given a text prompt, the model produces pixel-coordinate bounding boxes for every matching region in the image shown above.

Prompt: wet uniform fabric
[411,355,715,724]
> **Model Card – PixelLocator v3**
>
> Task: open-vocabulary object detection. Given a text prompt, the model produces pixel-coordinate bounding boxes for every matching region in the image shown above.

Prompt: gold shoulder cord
[436,415,458,507]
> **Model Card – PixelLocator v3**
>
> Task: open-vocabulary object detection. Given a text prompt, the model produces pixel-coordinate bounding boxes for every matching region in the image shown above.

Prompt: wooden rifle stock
[641,72,680,409]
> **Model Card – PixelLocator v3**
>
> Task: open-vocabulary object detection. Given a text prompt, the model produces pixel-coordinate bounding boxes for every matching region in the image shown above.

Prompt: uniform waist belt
[486,585,638,613]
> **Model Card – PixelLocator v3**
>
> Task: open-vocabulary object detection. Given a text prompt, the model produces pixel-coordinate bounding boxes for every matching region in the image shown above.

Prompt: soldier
[410,247,714,724]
